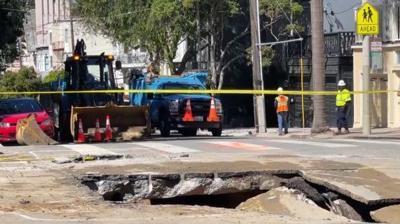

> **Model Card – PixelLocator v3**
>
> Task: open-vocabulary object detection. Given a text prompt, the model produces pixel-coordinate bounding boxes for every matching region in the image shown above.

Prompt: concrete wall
[353,45,400,128]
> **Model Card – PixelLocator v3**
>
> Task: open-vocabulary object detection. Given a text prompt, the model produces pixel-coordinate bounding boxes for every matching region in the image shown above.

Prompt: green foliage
[246,46,274,67]
[75,0,302,88]
[43,70,65,83]
[75,0,195,73]
[0,0,30,71]
[259,0,304,39]
[261,47,275,67]
[258,0,304,66]
[0,67,42,98]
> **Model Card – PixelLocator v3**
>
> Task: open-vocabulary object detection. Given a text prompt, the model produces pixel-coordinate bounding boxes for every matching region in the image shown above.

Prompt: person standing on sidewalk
[336,80,352,134]
[275,87,289,136]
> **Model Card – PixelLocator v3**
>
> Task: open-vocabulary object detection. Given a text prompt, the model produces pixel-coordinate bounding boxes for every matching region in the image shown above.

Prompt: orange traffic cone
[77,118,86,143]
[182,99,194,122]
[104,115,113,141]
[207,96,220,122]
[94,118,102,142]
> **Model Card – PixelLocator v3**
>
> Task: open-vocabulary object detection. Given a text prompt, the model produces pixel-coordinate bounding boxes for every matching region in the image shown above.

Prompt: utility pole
[69,0,75,53]
[362,0,371,135]
[250,0,266,133]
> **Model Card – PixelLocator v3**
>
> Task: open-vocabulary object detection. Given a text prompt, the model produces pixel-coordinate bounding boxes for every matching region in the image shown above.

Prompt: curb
[349,136,400,140]
[254,133,400,140]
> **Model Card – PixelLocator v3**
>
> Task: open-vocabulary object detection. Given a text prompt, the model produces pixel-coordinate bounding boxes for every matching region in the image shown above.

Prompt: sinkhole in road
[150,190,267,208]
[80,171,399,222]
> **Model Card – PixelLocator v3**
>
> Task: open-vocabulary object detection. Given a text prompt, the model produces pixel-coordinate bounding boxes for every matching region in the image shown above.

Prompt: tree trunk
[209,29,218,89]
[218,70,224,90]
[310,0,329,133]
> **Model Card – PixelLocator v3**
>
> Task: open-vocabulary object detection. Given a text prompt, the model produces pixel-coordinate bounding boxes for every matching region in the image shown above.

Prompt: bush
[0,66,42,99]
[43,70,64,83]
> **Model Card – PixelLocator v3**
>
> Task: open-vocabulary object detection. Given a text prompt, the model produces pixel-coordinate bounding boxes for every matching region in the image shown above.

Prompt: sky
[323,0,362,32]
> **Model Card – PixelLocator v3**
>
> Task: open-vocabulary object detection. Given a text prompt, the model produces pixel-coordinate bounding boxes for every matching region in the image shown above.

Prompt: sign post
[356,1,379,135]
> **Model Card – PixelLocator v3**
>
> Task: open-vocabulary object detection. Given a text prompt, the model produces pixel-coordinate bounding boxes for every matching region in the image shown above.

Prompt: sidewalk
[222,127,400,140]
[261,127,400,140]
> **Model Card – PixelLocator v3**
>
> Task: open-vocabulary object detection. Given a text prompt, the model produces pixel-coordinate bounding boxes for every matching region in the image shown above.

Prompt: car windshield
[162,84,207,96]
[0,99,43,115]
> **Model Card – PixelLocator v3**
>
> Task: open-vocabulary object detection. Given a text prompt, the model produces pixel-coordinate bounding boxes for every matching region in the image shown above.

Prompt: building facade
[352,0,400,128]
[34,0,119,76]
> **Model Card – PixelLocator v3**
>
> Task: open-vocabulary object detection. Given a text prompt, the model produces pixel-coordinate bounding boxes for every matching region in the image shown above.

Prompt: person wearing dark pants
[275,87,289,136]
[336,80,351,134]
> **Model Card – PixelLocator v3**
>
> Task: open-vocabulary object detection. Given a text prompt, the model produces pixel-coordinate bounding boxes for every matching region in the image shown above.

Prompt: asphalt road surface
[1,133,400,224]
[2,134,399,163]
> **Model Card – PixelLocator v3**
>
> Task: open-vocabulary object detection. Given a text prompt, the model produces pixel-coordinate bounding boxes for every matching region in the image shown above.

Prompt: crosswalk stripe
[60,144,116,155]
[209,141,280,151]
[335,139,400,145]
[131,142,199,154]
[263,139,356,148]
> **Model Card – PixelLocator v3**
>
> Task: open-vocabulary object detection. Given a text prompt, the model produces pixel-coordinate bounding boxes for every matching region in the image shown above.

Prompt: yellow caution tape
[83,155,96,161]
[0,155,34,162]
[0,89,398,96]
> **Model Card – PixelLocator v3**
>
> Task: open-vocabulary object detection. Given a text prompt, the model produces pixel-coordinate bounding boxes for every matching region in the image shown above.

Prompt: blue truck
[130,71,223,137]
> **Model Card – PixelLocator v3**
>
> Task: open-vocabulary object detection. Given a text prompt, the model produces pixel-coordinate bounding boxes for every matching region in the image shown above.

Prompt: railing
[288,32,355,57]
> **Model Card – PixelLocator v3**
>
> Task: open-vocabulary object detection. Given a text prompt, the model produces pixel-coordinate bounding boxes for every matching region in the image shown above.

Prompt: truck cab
[130,72,223,137]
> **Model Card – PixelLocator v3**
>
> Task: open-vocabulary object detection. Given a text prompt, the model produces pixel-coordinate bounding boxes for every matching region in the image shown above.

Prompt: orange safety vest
[275,95,289,113]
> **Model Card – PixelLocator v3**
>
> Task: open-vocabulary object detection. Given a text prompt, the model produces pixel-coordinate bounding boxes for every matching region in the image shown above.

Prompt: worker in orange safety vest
[274,87,289,136]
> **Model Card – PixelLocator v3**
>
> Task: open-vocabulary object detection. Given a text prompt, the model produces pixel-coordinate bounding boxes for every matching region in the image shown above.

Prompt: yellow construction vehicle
[18,39,149,144]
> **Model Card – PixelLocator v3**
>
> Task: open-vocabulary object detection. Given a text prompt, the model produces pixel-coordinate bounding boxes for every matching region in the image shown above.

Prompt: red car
[0,98,55,143]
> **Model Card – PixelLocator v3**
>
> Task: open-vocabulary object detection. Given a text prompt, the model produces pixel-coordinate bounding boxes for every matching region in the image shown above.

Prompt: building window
[397,6,400,39]
[47,0,50,24]
[396,51,400,64]
[58,0,60,21]
[63,0,66,19]
[64,28,68,41]
[45,55,50,71]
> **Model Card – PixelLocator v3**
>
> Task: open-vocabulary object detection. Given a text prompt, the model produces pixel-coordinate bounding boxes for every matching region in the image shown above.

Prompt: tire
[211,128,222,137]
[159,114,171,137]
[181,128,197,137]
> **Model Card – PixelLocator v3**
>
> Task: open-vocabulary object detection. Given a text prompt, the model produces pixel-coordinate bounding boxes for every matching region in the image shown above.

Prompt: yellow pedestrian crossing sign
[357,2,379,35]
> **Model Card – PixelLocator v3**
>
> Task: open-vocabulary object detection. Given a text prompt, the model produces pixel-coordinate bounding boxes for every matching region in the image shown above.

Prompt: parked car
[0,98,55,143]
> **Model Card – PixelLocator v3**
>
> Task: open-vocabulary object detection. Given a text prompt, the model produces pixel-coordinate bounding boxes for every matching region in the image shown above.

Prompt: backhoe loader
[17,39,149,144]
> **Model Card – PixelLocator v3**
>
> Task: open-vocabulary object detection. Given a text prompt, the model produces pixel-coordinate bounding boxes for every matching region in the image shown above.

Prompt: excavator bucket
[16,115,58,145]
[70,104,150,142]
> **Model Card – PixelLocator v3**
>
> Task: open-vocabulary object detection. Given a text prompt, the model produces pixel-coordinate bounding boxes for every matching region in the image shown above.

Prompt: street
[2,0,400,223]
[2,134,400,163]
[1,131,400,223]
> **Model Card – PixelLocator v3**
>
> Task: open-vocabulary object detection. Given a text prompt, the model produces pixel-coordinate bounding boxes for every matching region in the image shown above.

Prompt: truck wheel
[159,115,170,137]
[211,128,222,137]
[181,128,197,137]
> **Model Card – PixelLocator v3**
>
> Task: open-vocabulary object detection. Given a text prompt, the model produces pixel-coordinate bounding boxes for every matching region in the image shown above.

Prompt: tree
[43,70,65,83]
[75,0,303,91]
[186,0,249,89]
[191,0,303,90]
[259,0,303,41]
[76,0,250,88]
[75,0,195,74]
[0,67,42,99]
[310,0,328,133]
[0,0,30,71]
